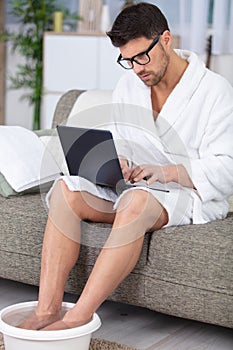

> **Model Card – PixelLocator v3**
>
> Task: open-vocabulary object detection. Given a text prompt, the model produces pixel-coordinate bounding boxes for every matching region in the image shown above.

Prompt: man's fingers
[130,166,147,182]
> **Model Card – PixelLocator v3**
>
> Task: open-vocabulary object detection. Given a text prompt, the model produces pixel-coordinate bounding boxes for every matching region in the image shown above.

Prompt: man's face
[119,36,170,87]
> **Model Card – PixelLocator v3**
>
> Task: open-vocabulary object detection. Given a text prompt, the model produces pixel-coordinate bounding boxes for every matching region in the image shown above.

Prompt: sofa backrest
[52,90,85,128]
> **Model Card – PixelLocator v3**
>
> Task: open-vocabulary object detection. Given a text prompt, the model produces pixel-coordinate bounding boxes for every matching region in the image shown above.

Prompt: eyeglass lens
[118,35,161,69]
[121,54,150,69]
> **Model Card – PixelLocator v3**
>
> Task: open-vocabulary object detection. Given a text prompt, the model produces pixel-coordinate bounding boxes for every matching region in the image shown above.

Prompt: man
[20,3,233,330]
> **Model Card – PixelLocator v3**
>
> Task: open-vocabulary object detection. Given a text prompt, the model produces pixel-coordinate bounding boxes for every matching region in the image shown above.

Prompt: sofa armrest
[34,129,55,137]
[52,90,85,128]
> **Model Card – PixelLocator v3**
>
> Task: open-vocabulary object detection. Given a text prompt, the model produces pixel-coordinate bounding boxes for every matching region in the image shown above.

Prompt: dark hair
[107,2,170,47]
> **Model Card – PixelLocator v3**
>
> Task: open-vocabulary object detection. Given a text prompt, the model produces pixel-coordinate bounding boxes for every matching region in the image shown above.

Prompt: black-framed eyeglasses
[117,35,161,70]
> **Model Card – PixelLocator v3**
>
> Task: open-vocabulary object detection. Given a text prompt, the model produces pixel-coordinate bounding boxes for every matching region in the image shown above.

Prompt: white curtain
[176,0,232,54]
[229,1,233,53]
[212,0,233,54]
[145,0,209,53]
[141,0,233,54]
[179,0,209,53]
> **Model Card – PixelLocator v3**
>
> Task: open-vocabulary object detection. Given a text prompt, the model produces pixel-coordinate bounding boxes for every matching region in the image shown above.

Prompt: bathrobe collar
[131,50,207,133]
[159,50,207,125]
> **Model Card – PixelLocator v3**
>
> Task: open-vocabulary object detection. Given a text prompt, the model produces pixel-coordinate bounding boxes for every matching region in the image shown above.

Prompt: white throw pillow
[66,90,113,129]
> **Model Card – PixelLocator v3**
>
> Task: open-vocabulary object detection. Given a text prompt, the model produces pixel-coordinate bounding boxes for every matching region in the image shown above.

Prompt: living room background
[3,0,233,129]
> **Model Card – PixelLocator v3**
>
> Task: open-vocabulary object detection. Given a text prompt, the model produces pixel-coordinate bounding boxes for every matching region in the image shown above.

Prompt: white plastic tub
[0,301,101,350]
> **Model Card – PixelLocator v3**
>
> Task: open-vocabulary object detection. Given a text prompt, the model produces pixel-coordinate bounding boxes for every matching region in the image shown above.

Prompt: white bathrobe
[48,50,233,226]
[110,49,233,224]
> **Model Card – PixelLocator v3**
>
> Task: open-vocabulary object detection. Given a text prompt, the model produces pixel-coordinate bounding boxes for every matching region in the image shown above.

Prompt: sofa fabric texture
[0,90,232,329]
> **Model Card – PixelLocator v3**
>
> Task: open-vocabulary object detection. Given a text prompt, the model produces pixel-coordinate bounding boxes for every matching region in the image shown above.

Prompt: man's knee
[47,180,82,242]
[57,180,90,214]
[116,189,155,218]
[53,180,115,223]
[115,189,168,231]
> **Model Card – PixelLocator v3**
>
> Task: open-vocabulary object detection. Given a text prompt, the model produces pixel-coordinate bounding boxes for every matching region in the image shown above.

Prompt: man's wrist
[165,164,194,188]
[162,165,178,183]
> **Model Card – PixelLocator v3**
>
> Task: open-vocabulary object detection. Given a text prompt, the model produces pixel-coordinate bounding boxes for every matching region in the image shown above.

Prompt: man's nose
[133,62,145,74]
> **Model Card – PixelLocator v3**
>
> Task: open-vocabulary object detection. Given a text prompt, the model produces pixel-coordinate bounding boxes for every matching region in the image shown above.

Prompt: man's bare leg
[18,180,115,330]
[42,189,168,330]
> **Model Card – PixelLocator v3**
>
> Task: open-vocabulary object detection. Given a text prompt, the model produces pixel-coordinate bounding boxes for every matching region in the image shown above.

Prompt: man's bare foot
[42,316,93,331]
[17,312,62,330]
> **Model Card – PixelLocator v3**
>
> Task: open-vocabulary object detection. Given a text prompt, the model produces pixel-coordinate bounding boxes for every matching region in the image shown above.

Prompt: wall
[5,28,33,129]
[211,55,233,84]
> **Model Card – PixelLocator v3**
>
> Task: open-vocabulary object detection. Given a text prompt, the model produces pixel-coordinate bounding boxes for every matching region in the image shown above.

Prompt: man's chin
[142,76,164,87]
[137,74,159,87]
[140,78,154,87]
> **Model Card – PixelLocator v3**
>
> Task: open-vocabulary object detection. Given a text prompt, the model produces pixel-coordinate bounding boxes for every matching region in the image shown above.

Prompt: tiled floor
[0,278,232,349]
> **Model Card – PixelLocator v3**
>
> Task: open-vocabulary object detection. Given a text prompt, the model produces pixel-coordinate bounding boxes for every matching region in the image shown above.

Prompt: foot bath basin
[0,301,101,350]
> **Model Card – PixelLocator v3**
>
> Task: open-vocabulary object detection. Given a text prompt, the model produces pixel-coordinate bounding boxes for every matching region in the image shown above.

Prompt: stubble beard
[138,45,170,87]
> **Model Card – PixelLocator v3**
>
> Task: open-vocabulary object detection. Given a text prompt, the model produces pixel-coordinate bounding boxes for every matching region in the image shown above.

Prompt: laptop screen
[57,125,124,188]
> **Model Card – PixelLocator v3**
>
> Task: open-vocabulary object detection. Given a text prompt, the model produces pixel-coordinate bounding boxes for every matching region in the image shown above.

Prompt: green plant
[2,0,80,130]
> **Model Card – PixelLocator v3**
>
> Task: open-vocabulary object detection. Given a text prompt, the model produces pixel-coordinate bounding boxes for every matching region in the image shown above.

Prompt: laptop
[57,125,169,193]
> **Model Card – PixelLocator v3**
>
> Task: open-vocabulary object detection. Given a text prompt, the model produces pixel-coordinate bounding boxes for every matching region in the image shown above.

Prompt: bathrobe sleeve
[188,78,233,203]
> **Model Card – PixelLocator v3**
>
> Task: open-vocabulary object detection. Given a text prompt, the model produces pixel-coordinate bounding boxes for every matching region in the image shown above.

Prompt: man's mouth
[138,72,151,81]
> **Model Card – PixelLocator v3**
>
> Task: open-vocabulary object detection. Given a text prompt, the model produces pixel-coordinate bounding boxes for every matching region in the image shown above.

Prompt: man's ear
[161,30,172,47]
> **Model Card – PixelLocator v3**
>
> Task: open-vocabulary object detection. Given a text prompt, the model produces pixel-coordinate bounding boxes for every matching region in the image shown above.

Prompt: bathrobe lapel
[156,50,207,135]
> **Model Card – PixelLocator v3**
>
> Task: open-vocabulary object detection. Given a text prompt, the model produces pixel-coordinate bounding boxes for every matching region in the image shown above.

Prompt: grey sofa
[0,90,232,329]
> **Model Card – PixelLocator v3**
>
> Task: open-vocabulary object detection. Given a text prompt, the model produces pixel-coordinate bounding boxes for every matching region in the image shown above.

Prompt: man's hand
[129,164,167,184]
[129,164,195,189]
[119,156,133,182]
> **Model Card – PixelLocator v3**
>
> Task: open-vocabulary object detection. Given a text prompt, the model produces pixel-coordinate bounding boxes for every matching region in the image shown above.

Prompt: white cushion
[0,126,60,192]
[66,90,113,129]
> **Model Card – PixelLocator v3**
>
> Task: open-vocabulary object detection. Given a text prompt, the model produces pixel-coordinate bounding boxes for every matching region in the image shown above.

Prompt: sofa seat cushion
[147,214,233,296]
[0,195,150,269]
[79,221,150,270]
